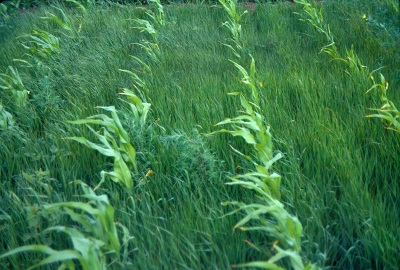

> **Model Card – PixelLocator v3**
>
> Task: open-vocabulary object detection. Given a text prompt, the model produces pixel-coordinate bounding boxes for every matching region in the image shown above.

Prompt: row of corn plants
[295,0,399,134]
[209,0,321,268]
[0,0,167,267]
[68,0,165,191]
[0,9,65,267]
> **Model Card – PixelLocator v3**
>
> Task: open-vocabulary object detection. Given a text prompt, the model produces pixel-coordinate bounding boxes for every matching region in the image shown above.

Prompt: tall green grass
[0,0,399,269]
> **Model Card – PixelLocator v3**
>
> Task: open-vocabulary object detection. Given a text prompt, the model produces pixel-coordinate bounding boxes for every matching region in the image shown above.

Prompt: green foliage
[0,104,16,130]
[296,0,398,134]
[0,0,20,25]
[0,1,398,269]
[0,181,132,270]
[41,6,77,37]
[210,0,320,268]
[219,0,246,54]
[19,28,60,62]
[0,66,30,106]
[68,106,139,190]
[366,72,400,133]
[146,0,165,27]
[132,18,158,40]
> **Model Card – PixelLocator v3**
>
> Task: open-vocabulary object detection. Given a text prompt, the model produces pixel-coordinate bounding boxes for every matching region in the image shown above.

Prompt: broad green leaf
[272,246,304,270]
[113,156,133,188]
[234,261,284,270]
[97,106,129,143]
[44,202,100,216]
[213,127,256,144]
[120,142,138,173]
[63,207,92,231]
[233,205,280,230]
[67,136,116,157]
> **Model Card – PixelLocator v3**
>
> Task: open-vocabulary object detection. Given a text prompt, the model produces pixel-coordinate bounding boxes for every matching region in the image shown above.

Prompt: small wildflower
[362,14,366,19]
[145,169,154,177]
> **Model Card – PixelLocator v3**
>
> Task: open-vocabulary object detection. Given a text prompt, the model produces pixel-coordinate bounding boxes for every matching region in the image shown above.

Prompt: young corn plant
[119,68,152,104]
[119,87,151,127]
[0,104,16,130]
[211,0,321,268]
[132,41,161,63]
[0,66,30,107]
[366,72,399,133]
[134,0,165,29]
[220,0,247,57]
[145,0,165,27]
[0,181,132,270]
[212,58,319,270]
[40,6,77,38]
[18,29,60,64]
[129,0,164,61]
[68,105,140,190]
[294,0,334,45]
[132,18,158,41]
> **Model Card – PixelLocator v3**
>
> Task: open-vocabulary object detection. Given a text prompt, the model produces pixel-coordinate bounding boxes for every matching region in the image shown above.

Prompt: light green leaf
[234,261,284,270]
[67,136,116,157]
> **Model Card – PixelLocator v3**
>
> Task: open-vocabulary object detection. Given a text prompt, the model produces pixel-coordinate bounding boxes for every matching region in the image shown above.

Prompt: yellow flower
[362,14,366,19]
[145,169,154,177]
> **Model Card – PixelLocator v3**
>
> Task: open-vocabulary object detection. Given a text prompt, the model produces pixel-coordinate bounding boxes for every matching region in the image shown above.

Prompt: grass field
[0,0,399,269]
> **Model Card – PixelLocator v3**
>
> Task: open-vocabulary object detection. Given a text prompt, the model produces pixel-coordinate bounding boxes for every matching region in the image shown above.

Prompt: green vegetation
[0,0,399,269]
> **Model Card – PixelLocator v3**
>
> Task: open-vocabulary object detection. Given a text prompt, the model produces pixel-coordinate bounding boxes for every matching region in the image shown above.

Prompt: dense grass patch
[0,0,399,269]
